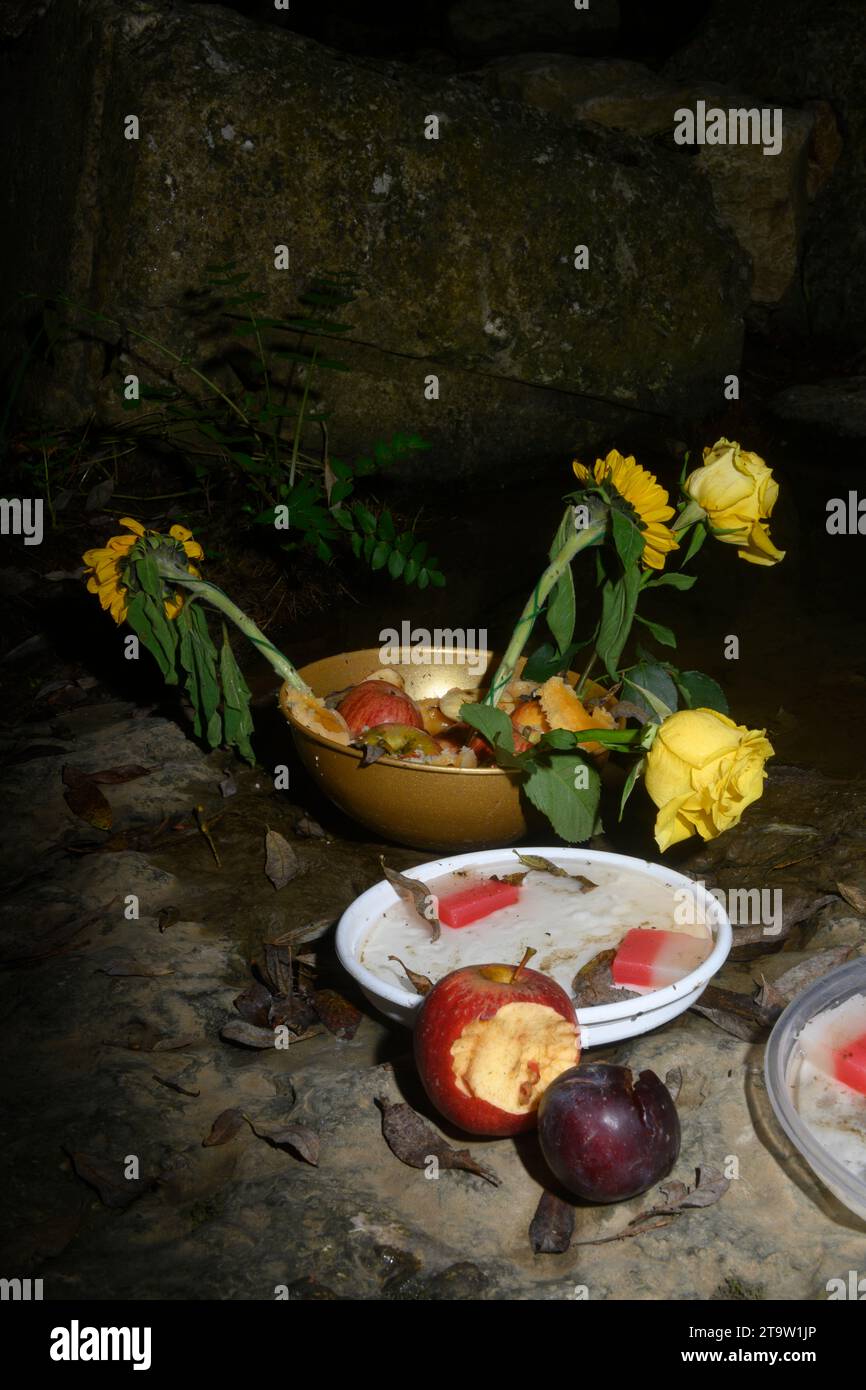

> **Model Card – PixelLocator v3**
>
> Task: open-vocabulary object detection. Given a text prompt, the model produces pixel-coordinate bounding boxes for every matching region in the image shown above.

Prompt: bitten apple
[337,680,424,736]
[414,960,580,1136]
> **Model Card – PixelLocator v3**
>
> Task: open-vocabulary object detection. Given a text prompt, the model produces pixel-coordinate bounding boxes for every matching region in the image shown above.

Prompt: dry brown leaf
[529,1190,574,1254]
[85,765,155,784]
[572,949,637,1008]
[152,1072,200,1098]
[574,1168,729,1246]
[313,988,362,1040]
[62,765,112,830]
[771,947,857,1003]
[376,1097,500,1186]
[251,1121,320,1166]
[388,955,433,996]
[202,1108,246,1148]
[515,853,597,891]
[380,860,441,942]
[837,881,866,915]
[691,984,782,1041]
[264,829,301,889]
[233,980,273,1028]
[220,1019,276,1049]
[65,1150,151,1209]
[157,906,180,934]
[664,1066,683,1103]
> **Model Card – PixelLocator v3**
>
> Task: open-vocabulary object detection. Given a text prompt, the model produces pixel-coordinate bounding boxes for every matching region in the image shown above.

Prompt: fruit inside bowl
[282,662,619,769]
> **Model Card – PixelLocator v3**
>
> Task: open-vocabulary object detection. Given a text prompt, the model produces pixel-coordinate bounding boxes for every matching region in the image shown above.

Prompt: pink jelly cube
[438,879,520,929]
[800,997,866,1096]
[612,928,712,990]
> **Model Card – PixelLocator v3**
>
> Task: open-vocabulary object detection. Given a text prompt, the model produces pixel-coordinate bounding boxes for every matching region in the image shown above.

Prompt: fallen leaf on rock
[515,853,596,892]
[691,983,782,1041]
[295,814,326,838]
[380,860,441,942]
[151,1034,199,1052]
[269,994,318,1035]
[262,941,293,997]
[837,881,866,915]
[388,955,433,996]
[153,1072,200,1098]
[233,980,273,1028]
[267,917,335,947]
[220,1019,276,1049]
[728,892,836,961]
[771,947,857,1002]
[157,906,180,934]
[195,804,222,867]
[664,1067,683,1103]
[65,1150,152,1209]
[264,829,301,889]
[250,1120,320,1166]
[574,1168,728,1246]
[202,1108,246,1148]
[529,1190,575,1254]
[219,774,238,798]
[313,988,362,1040]
[84,765,155,784]
[97,960,174,978]
[62,765,112,830]
[375,1097,500,1186]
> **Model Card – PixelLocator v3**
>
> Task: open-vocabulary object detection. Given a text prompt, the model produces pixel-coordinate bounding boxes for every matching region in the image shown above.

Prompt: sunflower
[82,518,204,625]
[573,449,679,571]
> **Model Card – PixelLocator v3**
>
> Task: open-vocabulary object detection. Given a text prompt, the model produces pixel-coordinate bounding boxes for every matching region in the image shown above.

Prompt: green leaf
[611,509,645,569]
[546,510,576,657]
[460,703,515,757]
[681,522,708,566]
[417,568,430,590]
[625,679,674,722]
[428,569,446,588]
[403,557,419,584]
[370,540,389,571]
[634,613,677,648]
[619,756,647,820]
[378,509,396,543]
[675,670,730,715]
[126,593,178,684]
[387,549,405,579]
[646,571,697,591]
[354,504,376,535]
[523,754,601,844]
[596,568,641,678]
[623,660,679,715]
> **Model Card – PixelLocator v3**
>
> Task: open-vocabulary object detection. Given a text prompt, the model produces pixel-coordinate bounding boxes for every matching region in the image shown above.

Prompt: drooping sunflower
[82,517,204,625]
[573,449,678,571]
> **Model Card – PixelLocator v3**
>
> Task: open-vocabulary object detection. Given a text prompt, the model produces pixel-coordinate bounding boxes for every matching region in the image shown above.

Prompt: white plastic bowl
[336,846,732,1047]
[765,958,866,1222]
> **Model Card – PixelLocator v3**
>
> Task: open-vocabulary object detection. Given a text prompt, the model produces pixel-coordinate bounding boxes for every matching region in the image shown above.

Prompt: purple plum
[538,1061,680,1203]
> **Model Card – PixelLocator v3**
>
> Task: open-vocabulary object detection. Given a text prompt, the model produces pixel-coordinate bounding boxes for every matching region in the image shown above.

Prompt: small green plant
[46,266,444,586]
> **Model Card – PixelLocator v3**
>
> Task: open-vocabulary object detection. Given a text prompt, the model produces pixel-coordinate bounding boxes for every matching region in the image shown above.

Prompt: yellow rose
[644,708,773,851]
[684,438,785,566]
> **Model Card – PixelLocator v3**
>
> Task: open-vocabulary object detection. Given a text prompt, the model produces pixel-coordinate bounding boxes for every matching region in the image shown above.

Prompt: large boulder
[481,56,823,305]
[665,0,866,343]
[1,0,750,480]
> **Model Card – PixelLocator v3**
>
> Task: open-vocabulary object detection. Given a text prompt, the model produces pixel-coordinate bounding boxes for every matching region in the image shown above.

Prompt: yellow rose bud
[684,438,785,566]
[644,707,774,851]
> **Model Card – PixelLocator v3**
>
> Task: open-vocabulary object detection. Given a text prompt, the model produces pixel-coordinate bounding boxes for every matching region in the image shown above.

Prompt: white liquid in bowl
[788,994,866,1182]
[360,857,709,997]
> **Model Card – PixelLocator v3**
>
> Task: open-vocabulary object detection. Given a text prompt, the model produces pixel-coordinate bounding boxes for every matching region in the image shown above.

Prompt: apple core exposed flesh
[450,1002,579,1114]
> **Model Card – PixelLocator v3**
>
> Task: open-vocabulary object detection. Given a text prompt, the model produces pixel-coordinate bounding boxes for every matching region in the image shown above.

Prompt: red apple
[414,958,580,1136]
[336,680,424,736]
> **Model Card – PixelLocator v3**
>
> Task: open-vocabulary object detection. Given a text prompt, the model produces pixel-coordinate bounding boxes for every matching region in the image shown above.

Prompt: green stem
[156,560,308,691]
[483,513,607,708]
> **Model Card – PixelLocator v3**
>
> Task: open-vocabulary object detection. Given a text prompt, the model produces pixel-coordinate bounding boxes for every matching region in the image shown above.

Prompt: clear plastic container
[765,958,866,1221]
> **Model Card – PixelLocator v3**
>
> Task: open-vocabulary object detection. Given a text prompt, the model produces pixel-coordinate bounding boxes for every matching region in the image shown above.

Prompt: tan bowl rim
[282,648,605,776]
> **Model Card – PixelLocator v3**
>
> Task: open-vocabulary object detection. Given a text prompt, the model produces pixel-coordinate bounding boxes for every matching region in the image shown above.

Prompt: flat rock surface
[1,693,865,1299]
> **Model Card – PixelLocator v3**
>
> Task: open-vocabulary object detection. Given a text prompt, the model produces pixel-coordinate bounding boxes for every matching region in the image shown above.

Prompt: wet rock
[666,0,866,342]
[482,57,818,304]
[1,0,749,482]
